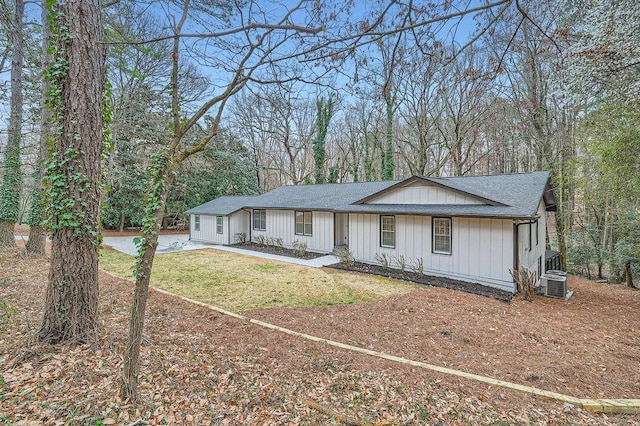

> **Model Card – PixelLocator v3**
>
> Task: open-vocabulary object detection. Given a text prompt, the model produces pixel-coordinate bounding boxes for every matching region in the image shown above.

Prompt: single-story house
[185,171,556,293]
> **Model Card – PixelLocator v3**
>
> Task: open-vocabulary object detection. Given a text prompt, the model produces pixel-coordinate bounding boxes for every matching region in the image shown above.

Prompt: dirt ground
[1,238,639,423]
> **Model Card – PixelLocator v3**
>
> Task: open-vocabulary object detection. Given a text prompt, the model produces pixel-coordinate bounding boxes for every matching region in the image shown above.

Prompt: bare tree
[395,50,446,176]
[434,46,495,176]
[229,85,317,188]
[119,0,326,401]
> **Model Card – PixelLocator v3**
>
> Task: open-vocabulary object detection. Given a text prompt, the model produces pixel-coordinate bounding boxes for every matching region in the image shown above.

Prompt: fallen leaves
[1,250,638,424]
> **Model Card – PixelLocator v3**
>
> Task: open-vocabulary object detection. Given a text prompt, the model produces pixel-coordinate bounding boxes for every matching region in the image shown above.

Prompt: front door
[334,213,349,247]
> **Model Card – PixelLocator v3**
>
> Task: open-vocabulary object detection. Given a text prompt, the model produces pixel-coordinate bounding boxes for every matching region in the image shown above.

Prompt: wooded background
[0,0,638,284]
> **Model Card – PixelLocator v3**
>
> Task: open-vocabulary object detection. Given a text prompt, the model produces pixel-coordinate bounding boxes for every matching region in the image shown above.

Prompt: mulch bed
[232,242,326,260]
[329,261,513,302]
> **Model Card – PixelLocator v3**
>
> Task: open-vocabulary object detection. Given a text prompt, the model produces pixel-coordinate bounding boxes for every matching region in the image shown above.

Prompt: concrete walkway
[102,234,340,268]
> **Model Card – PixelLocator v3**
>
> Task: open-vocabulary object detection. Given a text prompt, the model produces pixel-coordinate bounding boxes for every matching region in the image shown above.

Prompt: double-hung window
[194,215,200,231]
[380,216,395,248]
[295,211,313,236]
[253,209,266,231]
[216,216,223,234]
[432,217,452,255]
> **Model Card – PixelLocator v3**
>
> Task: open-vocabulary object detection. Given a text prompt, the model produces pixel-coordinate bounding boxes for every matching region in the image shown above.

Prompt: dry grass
[99,248,418,311]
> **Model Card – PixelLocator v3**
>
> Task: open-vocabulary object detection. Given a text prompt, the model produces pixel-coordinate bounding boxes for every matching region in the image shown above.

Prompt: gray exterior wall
[251,209,334,253]
[189,210,250,245]
[189,214,228,244]
[348,213,517,293]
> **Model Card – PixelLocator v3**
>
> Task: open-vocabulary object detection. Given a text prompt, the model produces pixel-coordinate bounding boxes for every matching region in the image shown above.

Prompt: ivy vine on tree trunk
[0,0,24,248]
[26,1,54,256]
[37,0,106,344]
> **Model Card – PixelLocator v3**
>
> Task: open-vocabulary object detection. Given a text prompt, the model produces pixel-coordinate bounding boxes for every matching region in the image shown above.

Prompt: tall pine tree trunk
[37,0,105,344]
[26,2,53,256]
[0,0,24,248]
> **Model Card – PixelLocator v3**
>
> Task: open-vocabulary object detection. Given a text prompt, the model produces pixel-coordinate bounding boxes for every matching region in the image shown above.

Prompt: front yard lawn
[99,248,419,311]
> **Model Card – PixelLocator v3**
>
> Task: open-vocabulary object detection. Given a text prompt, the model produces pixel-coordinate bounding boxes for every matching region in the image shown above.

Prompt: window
[216,216,223,234]
[194,215,200,231]
[538,256,543,277]
[380,216,395,248]
[528,221,539,250]
[253,209,266,231]
[432,217,452,255]
[295,211,313,236]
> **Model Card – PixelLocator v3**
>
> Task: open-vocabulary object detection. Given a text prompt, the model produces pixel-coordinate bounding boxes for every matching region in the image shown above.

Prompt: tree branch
[101,23,324,46]
[515,0,560,52]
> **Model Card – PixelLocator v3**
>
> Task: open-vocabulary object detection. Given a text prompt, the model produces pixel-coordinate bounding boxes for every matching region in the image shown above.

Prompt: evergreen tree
[312,96,333,184]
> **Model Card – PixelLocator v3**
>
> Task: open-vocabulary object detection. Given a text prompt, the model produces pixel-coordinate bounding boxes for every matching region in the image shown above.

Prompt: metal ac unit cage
[541,274,567,299]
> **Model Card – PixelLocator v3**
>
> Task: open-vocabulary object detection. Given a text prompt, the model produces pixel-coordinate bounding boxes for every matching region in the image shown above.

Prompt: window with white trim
[194,215,200,231]
[295,211,312,236]
[253,209,266,231]
[216,216,223,234]
[380,216,395,248]
[432,217,452,255]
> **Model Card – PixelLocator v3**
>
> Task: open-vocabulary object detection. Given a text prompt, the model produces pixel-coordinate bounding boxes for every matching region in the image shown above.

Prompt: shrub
[255,235,266,245]
[374,252,391,269]
[509,268,537,302]
[393,255,406,272]
[292,240,307,257]
[334,246,355,266]
[233,232,247,244]
[274,237,284,248]
[410,258,424,276]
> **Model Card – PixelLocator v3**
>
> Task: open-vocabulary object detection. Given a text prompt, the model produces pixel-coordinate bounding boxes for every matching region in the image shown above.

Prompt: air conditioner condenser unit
[540,273,570,299]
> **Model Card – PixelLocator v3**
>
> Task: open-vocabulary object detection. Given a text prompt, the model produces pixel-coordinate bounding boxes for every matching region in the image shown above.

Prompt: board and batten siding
[349,213,516,292]
[251,210,334,253]
[229,211,250,243]
[189,214,228,245]
[366,185,484,205]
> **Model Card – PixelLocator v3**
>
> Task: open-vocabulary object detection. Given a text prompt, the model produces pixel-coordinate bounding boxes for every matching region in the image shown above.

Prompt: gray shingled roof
[185,172,553,219]
[184,196,261,215]
[418,171,551,216]
[243,180,398,210]
[381,171,551,218]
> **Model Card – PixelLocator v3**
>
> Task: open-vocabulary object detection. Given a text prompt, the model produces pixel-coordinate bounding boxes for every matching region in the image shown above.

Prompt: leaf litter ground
[1,244,639,425]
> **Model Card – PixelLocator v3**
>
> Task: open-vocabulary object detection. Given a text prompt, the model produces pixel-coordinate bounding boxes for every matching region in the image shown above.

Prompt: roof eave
[334,208,537,220]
